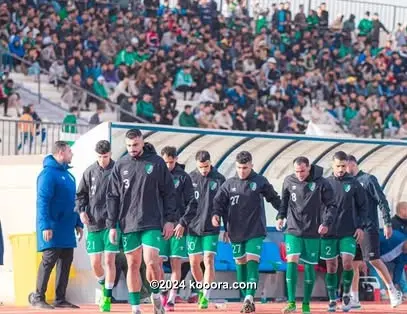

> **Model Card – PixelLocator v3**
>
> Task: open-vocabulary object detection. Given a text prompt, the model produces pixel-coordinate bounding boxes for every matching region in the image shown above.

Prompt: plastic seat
[215,242,236,271]
[259,242,287,272]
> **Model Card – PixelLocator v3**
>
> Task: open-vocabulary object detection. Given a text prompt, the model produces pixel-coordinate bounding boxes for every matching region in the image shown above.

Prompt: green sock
[286,262,298,303]
[129,292,140,305]
[105,288,113,298]
[98,278,105,286]
[303,264,316,304]
[342,269,354,294]
[246,261,259,297]
[325,273,338,302]
[236,263,247,297]
[151,287,160,294]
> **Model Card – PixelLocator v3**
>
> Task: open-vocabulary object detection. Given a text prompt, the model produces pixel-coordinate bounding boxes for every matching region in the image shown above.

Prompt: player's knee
[369,259,382,268]
[203,254,214,268]
[105,255,116,269]
[235,257,247,264]
[326,260,337,273]
[342,260,353,270]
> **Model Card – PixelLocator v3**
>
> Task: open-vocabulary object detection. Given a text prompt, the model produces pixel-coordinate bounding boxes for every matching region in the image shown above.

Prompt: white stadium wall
[1,122,407,304]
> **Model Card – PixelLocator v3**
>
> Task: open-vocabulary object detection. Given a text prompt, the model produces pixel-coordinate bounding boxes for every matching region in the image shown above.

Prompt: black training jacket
[213,170,281,243]
[188,167,225,236]
[171,163,198,228]
[354,170,392,232]
[75,160,115,232]
[106,143,177,233]
[324,173,368,238]
[277,165,337,238]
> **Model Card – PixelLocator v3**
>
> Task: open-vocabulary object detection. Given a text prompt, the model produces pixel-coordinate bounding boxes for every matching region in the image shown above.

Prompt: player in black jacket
[212,151,281,314]
[106,129,177,314]
[322,151,367,312]
[159,146,197,311]
[347,155,403,309]
[277,156,336,314]
[75,140,116,312]
[188,150,225,309]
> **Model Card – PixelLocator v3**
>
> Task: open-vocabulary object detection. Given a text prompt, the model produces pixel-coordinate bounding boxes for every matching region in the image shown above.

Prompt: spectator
[173,65,196,101]
[17,105,35,152]
[213,103,233,130]
[179,104,198,127]
[62,107,79,146]
[136,93,160,123]
[89,106,105,126]
[31,141,83,309]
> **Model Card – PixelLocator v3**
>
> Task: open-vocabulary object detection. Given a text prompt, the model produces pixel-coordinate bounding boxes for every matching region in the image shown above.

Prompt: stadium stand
[1,0,407,139]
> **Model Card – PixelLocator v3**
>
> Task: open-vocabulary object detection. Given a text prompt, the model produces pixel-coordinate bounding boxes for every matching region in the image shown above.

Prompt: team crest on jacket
[209,181,218,190]
[145,163,154,174]
[173,178,180,188]
[344,184,351,192]
[249,182,257,191]
[308,182,316,191]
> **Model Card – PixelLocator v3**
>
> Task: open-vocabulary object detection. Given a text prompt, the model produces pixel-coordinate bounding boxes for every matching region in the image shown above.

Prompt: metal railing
[0,119,92,156]
[0,50,148,124]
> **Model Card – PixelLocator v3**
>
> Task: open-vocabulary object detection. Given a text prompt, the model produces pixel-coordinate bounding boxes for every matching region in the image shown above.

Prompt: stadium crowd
[1,0,407,137]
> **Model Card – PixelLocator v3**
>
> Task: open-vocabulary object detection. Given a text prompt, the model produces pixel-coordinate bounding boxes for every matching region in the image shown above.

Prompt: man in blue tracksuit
[31,141,83,309]
[368,230,407,294]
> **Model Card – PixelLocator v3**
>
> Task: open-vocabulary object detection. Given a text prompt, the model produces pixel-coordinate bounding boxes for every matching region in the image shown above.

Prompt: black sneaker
[32,300,54,309]
[53,300,80,308]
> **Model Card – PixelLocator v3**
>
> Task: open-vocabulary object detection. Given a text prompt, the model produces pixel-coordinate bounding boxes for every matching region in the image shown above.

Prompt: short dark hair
[125,128,142,139]
[52,141,69,154]
[347,154,358,163]
[95,140,111,154]
[195,150,211,162]
[236,151,252,164]
[161,146,177,158]
[333,151,348,161]
[293,156,309,167]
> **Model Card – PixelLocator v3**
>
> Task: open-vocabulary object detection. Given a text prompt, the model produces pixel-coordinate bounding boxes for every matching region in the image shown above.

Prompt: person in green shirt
[61,107,79,146]
[344,102,358,125]
[358,11,373,37]
[179,105,198,128]
[136,94,160,123]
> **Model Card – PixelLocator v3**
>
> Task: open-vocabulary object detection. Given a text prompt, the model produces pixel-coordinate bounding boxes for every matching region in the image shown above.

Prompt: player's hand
[174,224,185,239]
[384,225,393,239]
[318,224,328,235]
[276,218,285,231]
[43,229,53,242]
[223,232,230,243]
[162,222,175,240]
[354,228,364,244]
[79,212,90,225]
[75,227,83,241]
[109,228,118,245]
[212,215,220,227]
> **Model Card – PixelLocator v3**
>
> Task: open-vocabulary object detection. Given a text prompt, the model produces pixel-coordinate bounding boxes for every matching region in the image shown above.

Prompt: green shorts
[231,237,264,259]
[86,229,120,255]
[121,229,163,254]
[285,234,320,265]
[159,236,188,260]
[320,236,356,260]
[186,234,219,255]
